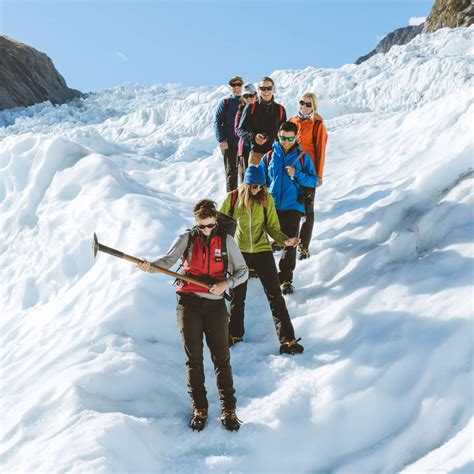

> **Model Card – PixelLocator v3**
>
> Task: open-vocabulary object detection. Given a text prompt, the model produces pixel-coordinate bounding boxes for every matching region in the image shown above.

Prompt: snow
[1,26,473,473]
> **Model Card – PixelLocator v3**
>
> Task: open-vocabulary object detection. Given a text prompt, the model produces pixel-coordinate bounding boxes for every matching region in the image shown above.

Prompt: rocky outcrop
[423,0,473,32]
[355,24,424,65]
[355,0,473,65]
[0,35,81,111]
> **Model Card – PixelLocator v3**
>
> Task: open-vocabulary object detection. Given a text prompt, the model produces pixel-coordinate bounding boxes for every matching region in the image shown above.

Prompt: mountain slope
[0,26,472,473]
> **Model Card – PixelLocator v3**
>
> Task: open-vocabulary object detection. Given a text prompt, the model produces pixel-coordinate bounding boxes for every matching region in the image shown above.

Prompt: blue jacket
[214,95,240,147]
[260,142,318,214]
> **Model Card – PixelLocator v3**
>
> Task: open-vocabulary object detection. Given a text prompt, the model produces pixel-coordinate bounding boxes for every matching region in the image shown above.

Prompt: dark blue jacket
[214,95,240,147]
[260,142,317,214]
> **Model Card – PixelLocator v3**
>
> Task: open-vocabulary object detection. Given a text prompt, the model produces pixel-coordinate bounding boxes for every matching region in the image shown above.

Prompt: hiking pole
[92,233,222,293]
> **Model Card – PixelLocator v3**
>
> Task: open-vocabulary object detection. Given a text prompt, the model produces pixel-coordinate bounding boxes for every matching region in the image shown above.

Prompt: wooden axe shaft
[93,233,209,289]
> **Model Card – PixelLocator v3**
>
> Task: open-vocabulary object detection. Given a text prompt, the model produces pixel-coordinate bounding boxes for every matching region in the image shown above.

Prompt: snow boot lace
[280,281,295,295]
[298,246,310,260]
[220,409,242,431]
[280,337,304,355]
[189,408,208,432]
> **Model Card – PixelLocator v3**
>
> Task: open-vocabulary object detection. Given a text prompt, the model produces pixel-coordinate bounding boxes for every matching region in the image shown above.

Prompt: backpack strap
[278,104,284,121]
[223,97,230,116]
[290,151,306,168]
[229,189,239,218]
[180,228,198,268]
[219,229,229,276]
[265,151,272,170]
[312,120,321,155]
[250,101,257,116]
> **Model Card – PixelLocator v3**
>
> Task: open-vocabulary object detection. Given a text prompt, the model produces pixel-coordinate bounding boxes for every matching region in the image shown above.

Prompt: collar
[259,97,274,106]
[274,141,300,157]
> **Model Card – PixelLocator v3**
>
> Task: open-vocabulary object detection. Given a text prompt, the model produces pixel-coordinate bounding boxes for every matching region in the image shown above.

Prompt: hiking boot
[189,408,208,432]
[280,338,304,355]
[220,409,241,431]
[298,246,310,260]
[228,335,243,347]
[280,281,294,295]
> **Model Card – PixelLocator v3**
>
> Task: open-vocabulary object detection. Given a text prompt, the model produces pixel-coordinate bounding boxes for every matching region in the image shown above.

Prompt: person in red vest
[289,92,328,260]
[138,200,248,432]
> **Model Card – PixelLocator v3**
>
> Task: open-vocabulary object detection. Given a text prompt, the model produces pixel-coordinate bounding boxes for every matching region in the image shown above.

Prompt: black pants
[299,188,316,250]
[230,251,296,343]
[176,293,236,411]
[223,146,238,192]
[238,147,250,185]
[277,210,301,283]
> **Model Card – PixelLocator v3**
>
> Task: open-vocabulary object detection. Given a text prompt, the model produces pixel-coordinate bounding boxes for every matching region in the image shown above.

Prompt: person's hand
[317,177,323,187]
[138,260,152,272]
[255,133,267,145]
[284,237,300,248]
[219,141,229,151]
[209,280,229,295]
[285,166,295,179]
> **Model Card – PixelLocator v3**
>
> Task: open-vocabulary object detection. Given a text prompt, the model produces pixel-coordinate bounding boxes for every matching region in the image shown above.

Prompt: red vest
[177,233,226,294]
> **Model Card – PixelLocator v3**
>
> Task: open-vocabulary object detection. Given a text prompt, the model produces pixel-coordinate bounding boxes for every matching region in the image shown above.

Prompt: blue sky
[0,0,433,92]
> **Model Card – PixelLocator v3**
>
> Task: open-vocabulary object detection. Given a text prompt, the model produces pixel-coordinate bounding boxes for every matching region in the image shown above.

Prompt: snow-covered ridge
[0,27,473,473]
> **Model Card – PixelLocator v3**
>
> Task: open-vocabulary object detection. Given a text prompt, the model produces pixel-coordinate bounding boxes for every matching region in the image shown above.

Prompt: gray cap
[242,83,257,95]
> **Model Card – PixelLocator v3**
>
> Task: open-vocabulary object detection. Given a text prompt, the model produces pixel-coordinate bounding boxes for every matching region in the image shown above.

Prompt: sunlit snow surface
[1,27,473,473]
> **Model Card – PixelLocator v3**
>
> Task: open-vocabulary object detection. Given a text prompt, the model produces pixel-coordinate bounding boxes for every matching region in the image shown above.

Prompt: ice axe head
[92,232,99,258]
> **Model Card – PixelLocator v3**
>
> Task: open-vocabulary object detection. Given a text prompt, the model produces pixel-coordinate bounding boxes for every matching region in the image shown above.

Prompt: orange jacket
[289,116,328,180]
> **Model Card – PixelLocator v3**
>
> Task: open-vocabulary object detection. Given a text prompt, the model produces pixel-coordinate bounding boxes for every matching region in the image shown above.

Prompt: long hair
[237,184,268,213]
[301,92,323,121]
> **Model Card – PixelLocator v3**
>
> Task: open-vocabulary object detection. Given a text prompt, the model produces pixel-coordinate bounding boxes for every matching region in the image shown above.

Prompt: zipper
[280,153,285,208]
[249,205,253,253]
[207,239,211,276]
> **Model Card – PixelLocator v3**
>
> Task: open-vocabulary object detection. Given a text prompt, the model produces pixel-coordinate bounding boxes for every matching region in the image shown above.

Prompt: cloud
[409,16,426,26]
[113,52,128,62]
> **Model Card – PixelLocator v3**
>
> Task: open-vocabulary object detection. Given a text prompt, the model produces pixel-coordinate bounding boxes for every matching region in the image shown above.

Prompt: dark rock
[423,0,473,32]
[355,24,424,65]
[0,35,81,111]
[355,0,474,65]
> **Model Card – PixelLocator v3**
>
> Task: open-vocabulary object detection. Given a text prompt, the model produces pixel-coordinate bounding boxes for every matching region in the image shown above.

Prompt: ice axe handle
[92,233,230,300]
[98,243,126,260]
[92,232,141,265]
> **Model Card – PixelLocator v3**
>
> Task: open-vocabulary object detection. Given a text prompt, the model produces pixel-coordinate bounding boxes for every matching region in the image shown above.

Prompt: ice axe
[92,233,227,296]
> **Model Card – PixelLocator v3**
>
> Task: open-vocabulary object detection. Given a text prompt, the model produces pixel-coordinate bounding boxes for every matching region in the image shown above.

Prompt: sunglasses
[251,184,263,190]
[259,86,273,91]
[197,223,217,230]
[231,82,243,87]
[243,94,256,99]
[299,100,312,108]
[279,136,296,142]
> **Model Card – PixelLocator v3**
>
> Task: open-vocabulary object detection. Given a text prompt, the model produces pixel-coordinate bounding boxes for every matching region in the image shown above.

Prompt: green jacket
[220,190,288,253]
